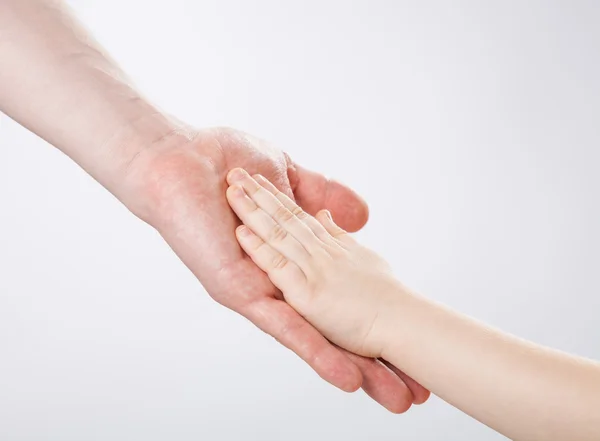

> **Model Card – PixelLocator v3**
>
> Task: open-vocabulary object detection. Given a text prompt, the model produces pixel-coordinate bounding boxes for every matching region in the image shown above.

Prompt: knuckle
[273,206,294,223]
[239,193,259,212]
[316,230,333,242]
[276,318,302,343]
[330,224,348,238]
[252,239,266,253]
[306,271,327,295]
[304,252,332,278]
[246,182,262,196]
[291,206,307,219]
[321,242,344,258]
[268,224,288,242]
[271,254,288,270]
[334,230,347,238]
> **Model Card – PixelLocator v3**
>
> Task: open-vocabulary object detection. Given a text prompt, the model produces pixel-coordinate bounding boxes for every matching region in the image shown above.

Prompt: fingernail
[237,225,251,236]
[324,210,333,220]
[229,168,247,182]
[253,174,265,183]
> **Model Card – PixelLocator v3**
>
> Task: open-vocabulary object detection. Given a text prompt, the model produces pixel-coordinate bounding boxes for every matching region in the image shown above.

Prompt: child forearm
[223,169,600,439]
[381,286,600,441]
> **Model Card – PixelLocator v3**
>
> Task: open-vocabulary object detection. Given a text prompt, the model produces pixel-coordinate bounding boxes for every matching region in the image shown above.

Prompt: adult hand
[123,126,430,412]
[0,0,428,412]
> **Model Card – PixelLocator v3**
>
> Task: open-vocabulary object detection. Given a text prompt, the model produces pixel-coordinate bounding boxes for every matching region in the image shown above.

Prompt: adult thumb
[287,160,369,233]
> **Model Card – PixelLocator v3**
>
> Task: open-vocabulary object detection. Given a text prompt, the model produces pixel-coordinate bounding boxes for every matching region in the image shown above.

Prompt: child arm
[225,168,600,441]
[382,290,600,441]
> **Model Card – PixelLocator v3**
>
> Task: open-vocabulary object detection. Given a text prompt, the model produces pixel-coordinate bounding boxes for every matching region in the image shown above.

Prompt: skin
[226,168,600,441]
[0,0,429,410]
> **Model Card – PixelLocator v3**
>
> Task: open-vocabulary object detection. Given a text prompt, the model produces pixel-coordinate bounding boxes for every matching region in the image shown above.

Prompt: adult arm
[0,0,429,410]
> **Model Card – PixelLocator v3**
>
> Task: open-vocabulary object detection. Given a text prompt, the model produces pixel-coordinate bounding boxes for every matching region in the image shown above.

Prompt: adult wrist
[97,111,198,221]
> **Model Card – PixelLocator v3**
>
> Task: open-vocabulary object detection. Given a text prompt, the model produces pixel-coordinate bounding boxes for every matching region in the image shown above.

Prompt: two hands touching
[3,2,600,440]
[224,168,600,441]
[225,167,396,360]
[0,0,427,410]
[120,127,430,411]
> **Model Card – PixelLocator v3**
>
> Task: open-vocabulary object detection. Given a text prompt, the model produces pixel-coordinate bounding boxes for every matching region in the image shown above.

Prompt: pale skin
[0,0,429,410]
[226,168,600,441]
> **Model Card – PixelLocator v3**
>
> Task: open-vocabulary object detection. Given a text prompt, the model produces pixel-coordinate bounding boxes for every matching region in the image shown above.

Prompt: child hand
[226,168,399,358]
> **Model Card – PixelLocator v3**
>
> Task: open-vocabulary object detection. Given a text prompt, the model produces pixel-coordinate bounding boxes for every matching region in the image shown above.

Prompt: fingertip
[252,174,272,191]
[380,360,431,406]
[327,180,369,233]
[350,201,370,233]
[412,388,431,405]
[227,167,248,184]
[288,163,369,233]
[345,354,414,414]
[236,225,252,238]
[311,346,364,394]
[253,174,282,195]
[342,371,363,393]
[386,398,413,415]
[226,184,245,200]
[333,362,363,393]
[316,209,352,244]
[316,209,332,221]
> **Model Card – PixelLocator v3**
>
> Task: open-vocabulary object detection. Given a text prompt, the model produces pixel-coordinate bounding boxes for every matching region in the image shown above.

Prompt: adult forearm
[381,288,600,440]
[0,0,183,193]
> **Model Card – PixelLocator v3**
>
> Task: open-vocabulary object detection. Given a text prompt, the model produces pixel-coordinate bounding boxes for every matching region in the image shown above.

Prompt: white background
[1,1,599,440]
